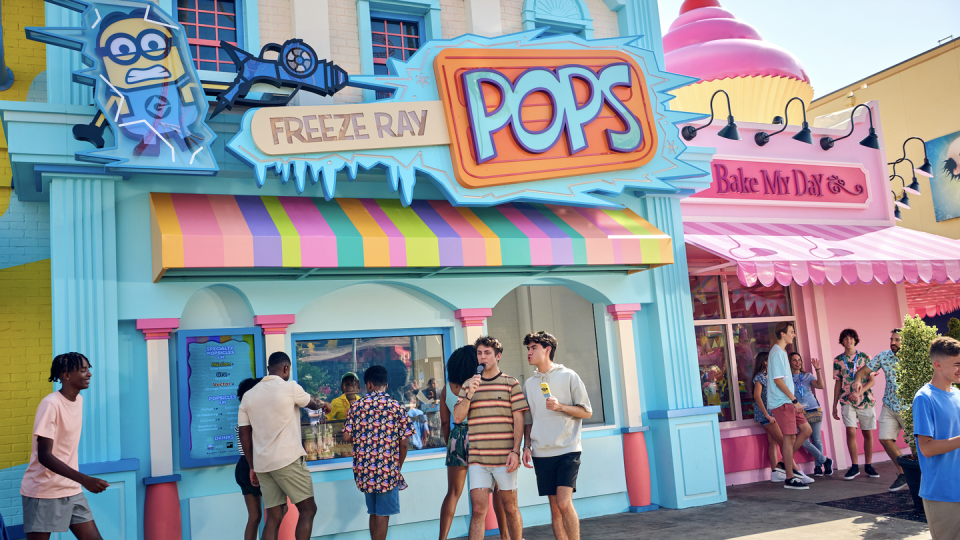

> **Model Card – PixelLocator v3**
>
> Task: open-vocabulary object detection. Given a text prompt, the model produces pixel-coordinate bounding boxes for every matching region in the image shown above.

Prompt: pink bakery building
[665,0,960,483]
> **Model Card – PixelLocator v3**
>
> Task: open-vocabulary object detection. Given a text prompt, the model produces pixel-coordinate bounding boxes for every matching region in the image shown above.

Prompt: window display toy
[26,0,219,175]
[208,39,395,118]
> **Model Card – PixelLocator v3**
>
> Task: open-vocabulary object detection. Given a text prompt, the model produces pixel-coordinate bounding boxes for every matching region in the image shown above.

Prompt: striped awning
[149,193,673,281]
[683,222,960,288]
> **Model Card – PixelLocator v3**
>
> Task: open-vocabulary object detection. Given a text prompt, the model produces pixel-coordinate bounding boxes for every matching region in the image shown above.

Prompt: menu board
[177,329,263,468]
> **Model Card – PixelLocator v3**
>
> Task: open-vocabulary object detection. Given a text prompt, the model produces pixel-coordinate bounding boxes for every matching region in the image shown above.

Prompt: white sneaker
[771,470,786,482]
[794,468,815,484]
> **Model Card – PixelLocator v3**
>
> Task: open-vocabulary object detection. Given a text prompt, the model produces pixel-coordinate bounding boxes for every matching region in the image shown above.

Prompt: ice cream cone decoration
[664,0,813,124]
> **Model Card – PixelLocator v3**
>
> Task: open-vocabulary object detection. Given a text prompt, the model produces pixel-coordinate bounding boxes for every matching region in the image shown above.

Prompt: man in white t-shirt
[238,352,330,540]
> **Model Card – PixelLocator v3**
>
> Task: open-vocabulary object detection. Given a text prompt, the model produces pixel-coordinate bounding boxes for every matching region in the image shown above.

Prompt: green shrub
[895,315,939,455]
[948,317,960,341]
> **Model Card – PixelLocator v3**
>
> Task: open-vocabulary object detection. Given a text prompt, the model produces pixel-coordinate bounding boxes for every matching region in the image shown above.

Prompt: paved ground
[494,461,930,539]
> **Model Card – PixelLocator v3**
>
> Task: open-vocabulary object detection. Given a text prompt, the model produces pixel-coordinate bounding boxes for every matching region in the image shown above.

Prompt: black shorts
[235,456,262,497]
[532,452,581,496]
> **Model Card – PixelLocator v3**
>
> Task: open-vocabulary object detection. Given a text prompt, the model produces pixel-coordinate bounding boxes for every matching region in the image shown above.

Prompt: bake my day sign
[227,30,704,208]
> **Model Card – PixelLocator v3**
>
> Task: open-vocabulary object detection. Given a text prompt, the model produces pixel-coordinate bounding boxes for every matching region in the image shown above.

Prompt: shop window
[692,276,798,424]
[294,331,448,463]
[371,16,421,100]
[178,0,241,73]
[487,286,606,426]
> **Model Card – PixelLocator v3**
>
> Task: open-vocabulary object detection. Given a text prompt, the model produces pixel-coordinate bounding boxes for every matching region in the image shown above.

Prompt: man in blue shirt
[854,329,907,492]
[768,322,813,490]
[913,336,960,539]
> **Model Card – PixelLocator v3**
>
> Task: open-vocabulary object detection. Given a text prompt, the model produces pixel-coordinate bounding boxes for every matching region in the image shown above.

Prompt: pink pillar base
[144,483,182,540]
[484,492,499,532]
[278,498,299,540]
[623,431,652,508]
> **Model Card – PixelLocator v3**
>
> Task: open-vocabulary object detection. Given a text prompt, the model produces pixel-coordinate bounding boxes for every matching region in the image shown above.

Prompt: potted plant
[894,315,939,510]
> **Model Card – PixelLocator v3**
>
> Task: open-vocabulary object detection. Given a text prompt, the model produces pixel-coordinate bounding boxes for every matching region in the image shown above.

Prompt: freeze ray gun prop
[209,39,395,118]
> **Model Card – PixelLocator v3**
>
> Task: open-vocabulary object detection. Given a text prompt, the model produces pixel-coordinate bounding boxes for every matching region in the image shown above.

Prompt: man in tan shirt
[238,352,330,540]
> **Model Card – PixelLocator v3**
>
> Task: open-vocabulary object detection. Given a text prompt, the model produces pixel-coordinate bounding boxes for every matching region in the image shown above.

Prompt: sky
[658,0,960,98]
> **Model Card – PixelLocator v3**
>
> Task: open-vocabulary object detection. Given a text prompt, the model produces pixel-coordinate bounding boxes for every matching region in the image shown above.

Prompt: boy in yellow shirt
[327,372,361,421]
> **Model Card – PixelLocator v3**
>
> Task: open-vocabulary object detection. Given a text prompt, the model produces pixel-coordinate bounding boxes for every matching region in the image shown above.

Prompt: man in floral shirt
[853,329,907,492]
[342,365,413,540]
[831,328,878,481]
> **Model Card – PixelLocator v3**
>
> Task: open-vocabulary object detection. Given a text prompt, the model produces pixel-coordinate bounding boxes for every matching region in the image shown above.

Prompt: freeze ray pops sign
[226,30,702,207]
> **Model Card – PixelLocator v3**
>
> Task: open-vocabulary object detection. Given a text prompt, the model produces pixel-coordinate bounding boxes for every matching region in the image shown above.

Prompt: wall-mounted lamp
[892,137,933,177]
[681,89,741,142]
[819,103,879,151]
[891,178,911,210]
[894,206,902,222]
[894,159,922,196]
[755,97,813,146]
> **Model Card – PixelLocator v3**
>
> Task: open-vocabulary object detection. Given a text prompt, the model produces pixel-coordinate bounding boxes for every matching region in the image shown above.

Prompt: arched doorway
[486,285,606,425]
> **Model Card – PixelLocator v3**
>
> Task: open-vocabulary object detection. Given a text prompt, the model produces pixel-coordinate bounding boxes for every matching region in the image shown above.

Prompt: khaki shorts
[22,493,94,533]
[258,457,314,509]
[878,404,904,440]
[923,499,960,540]
[841,403,876,430]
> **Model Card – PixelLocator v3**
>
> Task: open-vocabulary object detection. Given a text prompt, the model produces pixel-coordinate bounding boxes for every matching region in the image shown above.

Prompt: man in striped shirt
[454,336,529,540]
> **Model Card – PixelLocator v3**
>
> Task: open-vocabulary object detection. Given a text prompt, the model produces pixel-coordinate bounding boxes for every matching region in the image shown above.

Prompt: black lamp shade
[899,193,911,210]
[717,116,741,140]
[894,206,902,221]
[792,122,813,144]
[859,127,880,149]
[916,158,934,178]
[904,177,921,196]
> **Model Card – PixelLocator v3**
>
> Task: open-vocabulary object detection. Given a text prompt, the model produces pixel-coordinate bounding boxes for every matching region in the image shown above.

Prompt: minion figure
[27,0,218,174]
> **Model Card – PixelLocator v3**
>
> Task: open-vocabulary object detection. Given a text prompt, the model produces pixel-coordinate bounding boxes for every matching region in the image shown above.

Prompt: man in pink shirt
[20,353,109,539]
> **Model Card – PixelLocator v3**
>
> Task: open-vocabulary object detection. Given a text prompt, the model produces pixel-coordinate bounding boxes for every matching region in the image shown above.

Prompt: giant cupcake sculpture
[663,0,813,124]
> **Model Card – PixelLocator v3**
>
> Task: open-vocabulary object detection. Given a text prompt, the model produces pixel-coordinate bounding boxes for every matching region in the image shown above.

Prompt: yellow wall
[0,0,47,186]
[0,191,52,470]
[809,39,960,239]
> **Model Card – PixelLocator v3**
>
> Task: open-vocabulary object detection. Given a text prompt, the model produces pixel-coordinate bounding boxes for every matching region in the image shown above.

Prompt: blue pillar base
[628,504,660,513]
[647,407,727,509]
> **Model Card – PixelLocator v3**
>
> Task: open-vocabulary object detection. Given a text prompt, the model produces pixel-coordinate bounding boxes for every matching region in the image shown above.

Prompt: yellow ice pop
[541,382,551,398]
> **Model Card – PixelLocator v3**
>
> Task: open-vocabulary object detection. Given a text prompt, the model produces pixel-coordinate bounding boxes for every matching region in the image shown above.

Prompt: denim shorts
[364,486,400,516]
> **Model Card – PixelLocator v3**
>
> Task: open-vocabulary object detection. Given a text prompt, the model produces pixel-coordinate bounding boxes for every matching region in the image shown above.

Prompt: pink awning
[906,282,960,318]
[683,222,960,288]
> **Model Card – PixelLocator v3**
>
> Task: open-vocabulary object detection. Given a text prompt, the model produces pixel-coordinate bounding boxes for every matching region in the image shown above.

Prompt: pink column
[454,308,503,532]
[136,318,183,540]
[605,304,656,512]
[254,314,300,540]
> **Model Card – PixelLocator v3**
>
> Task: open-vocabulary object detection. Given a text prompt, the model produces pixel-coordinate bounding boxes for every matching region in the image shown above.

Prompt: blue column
[49,175,122,464]
[44,3,93,106]
[635,195,726,509]
[604,0,665,62]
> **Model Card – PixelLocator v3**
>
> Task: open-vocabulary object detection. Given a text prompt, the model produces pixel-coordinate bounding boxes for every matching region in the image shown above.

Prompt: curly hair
[474,335,504,356]
[446,345,479,386]
[49,352,91,383]
[523,331,559,360]
[237,377,261,400]
[839,328,860,346]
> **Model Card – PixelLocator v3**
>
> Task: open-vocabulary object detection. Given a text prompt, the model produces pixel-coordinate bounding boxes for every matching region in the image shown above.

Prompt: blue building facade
[0,1,726,538]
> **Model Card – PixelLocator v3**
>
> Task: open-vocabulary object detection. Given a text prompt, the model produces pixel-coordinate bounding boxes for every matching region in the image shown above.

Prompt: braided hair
[49,352,91,383]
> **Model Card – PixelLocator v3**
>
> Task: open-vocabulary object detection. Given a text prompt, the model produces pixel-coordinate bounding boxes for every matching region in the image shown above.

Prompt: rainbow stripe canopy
[149,193,674,281]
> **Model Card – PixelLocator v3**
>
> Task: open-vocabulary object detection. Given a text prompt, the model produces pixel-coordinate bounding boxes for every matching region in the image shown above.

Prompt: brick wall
[329,0,363,104]
[0,465,28,525]
[439,0,467,39]
[258,0,294,48]
[500,0,524,35]
[585,0,619,39]
[0,0,47,186]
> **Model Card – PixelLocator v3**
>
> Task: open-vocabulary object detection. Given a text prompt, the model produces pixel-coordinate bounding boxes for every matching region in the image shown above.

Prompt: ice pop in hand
[541,382,551,398]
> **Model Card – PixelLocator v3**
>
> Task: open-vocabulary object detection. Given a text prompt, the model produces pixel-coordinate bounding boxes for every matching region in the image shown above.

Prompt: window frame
[165,0,259,80]
[692,275,803,428]
[291,326,453,470]
[357,0,441,102]
[176,0,244,73]
[521,0,595,40]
